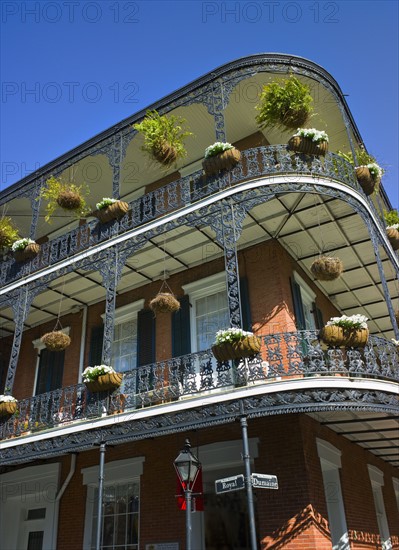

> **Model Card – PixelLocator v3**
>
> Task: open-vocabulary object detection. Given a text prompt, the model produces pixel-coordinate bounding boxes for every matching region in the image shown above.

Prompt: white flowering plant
[391,339,399,346]
[96,198,118,210]
[204,142,234,158]
[386,224,399,230]
[0,395,17,403]
[363,162,383,181]
[293,128,329,143]
[82,365,116,382]
[326,314,368,330]
[11,238,36,252]
[214,328,255,345]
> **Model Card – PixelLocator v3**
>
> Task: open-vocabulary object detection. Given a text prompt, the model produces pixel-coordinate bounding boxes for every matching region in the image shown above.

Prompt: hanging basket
[211,335,261,362]
[310,256,343,281]
[149,292,180,314]
[41,331,71,351]
[320,325,369,348]
[355,167,377,196]
[94,200,129,223]
[386,228,399,250]
[288,136,328,156]
[202,147,241,176]
[0,401,17,417]
[85,372,123,393]
[152,142,178,166]
[13,243,40,263]
[395,310,399,327]
[56,190,83,210]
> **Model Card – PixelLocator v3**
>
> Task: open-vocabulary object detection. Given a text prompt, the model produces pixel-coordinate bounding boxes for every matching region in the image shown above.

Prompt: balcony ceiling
[308,411,399,468]
[0,190,397,342]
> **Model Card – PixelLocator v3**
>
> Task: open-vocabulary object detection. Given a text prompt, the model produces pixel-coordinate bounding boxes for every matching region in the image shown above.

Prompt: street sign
[251,473,278,490]
[215,474,245,494]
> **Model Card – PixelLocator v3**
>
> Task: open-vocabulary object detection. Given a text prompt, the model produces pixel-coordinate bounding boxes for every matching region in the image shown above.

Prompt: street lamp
[174,439,201,550]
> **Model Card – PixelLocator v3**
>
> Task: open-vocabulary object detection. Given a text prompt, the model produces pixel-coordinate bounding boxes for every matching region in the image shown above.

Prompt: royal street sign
[215,474,245,494]
[251,473,278,490]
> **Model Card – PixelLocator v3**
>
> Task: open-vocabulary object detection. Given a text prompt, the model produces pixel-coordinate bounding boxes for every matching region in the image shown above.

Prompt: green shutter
[137,309,155,366]
[88,325,104,365]
[172,295,191,357]
[313,303,324,330]
[290,278,306,330]
[36,349,65,395]
[240,277,252,331]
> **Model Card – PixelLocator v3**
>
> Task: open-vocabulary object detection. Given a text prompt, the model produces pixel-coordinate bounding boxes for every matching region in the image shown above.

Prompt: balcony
[1,331,397,445]
[0,145,384,289]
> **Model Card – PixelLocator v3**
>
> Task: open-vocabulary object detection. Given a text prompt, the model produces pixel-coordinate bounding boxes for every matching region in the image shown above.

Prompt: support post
[95,442,106,550]
[185,488,192,550]
[240,410,258,550]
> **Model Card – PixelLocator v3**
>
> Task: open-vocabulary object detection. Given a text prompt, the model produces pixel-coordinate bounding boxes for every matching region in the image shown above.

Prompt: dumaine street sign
[251,473,278,490]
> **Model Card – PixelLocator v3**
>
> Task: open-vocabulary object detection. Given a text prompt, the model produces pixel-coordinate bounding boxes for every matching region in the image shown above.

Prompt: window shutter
[313,303,324,330]
[290,278,306,330]
[88,325,104,365]
[137,309,155,366]
[240,277,252,331]
[172,295,191,357]
[36,349,65,395]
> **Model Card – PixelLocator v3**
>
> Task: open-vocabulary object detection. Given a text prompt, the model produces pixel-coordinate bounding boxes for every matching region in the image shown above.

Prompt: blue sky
[1,0,398,207]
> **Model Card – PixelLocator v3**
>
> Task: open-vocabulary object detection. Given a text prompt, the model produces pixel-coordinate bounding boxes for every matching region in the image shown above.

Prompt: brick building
[0,54,398,549]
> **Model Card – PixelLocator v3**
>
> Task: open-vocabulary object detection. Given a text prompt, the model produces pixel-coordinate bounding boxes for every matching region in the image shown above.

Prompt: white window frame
[368,465,392,550]
[82,456,145,550]
[316,439,349,550]
[182,272,227,353]
[101,299,144,373]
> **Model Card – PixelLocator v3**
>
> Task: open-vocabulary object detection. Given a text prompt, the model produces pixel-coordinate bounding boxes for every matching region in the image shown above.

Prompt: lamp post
[174,439,201,550]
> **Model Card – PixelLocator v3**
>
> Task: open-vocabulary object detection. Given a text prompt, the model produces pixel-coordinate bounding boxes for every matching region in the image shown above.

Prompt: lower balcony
[1,331,398,445]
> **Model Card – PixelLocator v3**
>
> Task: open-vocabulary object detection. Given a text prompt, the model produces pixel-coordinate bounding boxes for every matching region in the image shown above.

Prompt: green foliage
[39,176,91,223]
[255,76,313,131]
[0,216,20,248]
[133,110,193,166]
[384,209,399,227]
[337,149,377,167]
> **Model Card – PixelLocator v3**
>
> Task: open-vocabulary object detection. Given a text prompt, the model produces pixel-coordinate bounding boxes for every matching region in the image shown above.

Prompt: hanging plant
[94,198,129,224]
[0,216,20,249]
[149,280,180,315]
[133,110,193,167]
[288,128,329,156]
[0,395,18,417]
[337,149,384,196]
[255,76,313,131]
[11,238,40,262]
[202,142,241,175]
[82,365,123,393]
[320,314,369,348]
[310,256,343,281]
[211,328,261,362]
[39,176,91,223]
[41,330,71,351]
[384,210,399,250]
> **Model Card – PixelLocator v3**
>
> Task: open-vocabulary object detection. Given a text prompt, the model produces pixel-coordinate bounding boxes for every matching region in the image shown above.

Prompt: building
[0,53,398,550]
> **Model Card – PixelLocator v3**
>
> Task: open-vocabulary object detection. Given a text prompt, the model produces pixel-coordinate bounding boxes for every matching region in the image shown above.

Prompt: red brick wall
[46,414,399,549]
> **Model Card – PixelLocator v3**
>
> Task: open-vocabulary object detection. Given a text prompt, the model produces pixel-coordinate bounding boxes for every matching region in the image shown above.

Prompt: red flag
[176,468,204,511]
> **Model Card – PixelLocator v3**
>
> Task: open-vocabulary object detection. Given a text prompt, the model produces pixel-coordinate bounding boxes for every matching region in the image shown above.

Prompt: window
[82,457,145,550]
[102,300,144,373]
[33,331,70,395]
[316,439,349,550]
[182,272,229,353]
[292,272,318,330]
[368,465,392,550]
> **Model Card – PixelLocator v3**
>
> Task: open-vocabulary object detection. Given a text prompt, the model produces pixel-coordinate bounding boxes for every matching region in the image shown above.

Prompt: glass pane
[27,531,44,550]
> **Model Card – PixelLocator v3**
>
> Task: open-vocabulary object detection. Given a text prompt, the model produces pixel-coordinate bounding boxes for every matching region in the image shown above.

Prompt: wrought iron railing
[0,147,366,287]
[1,332,397,441]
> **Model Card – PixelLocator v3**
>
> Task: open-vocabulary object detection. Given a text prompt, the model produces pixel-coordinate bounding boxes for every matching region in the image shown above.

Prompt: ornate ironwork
[1,331,398,456]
